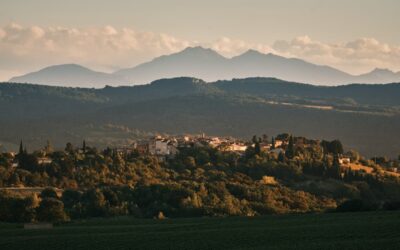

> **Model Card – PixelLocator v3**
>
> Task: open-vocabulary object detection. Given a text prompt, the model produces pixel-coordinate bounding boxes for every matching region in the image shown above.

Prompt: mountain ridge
[9,64,128,88]
[9,47,400,87]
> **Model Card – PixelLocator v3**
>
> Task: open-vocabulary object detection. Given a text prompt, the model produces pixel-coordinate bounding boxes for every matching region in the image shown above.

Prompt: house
[260,176,278,185]
[274,140,284,147]
[205,137,222,148]
[135,140,149,154]
[148,137,177,156]
[339,157,351,165]
[37,157,52,165]
[167,142,179,157]
[260,143,271,151]
[228,143,247,152]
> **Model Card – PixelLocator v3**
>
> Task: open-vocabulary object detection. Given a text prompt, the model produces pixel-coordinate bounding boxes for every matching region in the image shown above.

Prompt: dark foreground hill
[1,77,400,156]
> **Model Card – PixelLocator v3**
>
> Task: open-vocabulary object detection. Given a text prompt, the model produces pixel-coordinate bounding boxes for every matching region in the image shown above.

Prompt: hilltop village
[2,133,399,178]
[0,133,399,223]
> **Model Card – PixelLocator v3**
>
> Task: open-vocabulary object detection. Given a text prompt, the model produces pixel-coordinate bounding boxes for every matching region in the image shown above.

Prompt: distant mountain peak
[182,46,210,52]
[9,63,126,88]
[40,64,93,72]
[370,68,395,74]
[236,50,283,61]
[178,46,221,56]
[239,49,264,57]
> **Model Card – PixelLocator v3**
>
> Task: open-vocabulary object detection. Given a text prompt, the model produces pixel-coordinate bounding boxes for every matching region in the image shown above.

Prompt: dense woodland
[1,134,400,223]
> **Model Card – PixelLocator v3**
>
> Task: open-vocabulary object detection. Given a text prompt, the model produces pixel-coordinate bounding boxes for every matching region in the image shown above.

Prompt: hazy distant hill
[9,47,400,87]
[1,77,400,156]
[9,64,127,88]
[115,47,400,85]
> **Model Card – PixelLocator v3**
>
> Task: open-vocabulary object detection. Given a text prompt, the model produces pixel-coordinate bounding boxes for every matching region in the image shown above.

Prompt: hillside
[1,77,400,156]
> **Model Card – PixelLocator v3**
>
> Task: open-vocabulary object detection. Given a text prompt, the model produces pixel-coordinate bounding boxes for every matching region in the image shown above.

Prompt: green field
[0,212,399,250]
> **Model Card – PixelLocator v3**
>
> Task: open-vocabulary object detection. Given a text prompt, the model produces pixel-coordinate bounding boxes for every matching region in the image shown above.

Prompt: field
[0,212,399,250]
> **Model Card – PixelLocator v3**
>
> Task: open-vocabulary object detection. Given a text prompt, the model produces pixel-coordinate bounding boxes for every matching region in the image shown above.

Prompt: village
[2,133,400,178]
[116,133,287,161]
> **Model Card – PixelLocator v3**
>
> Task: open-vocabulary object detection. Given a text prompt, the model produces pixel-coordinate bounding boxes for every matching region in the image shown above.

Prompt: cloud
[0,23,192,80]
[272,36,400,74]
[0,23,400,81]
[210,37,274,56]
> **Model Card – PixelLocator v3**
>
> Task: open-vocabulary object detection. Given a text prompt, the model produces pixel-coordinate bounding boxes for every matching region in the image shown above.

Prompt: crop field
[0,211,399,250]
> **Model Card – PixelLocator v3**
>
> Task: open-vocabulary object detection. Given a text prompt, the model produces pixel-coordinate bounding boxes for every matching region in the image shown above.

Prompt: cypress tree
[254,141,261,155]
[285,136,295,159]
[18,140,24,155]
[82,140,86,153]
[278,151,285,162]
[271,137,276,149]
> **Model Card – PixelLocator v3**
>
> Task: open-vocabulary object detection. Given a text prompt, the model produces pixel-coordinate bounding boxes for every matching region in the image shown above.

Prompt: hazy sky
[1,0,399,80]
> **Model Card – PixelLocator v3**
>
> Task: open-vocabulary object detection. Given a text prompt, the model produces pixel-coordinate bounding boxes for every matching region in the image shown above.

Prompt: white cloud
[211,37,274,57]
[0,23,192,80]
[0,23,400,81]
[272,36,400,74]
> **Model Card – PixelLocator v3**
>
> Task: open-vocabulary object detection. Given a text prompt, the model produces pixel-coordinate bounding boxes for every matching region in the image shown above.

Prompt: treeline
[0,135,400,222]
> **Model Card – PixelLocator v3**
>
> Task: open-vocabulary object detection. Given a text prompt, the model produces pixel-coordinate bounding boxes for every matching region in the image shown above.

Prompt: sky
[0,0,399,80]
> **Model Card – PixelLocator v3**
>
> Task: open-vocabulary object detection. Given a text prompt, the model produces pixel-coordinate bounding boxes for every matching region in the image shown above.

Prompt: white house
[149,137,174,156]
[228,143,248,152]
[37,157,52,165]
[339,157,351,165]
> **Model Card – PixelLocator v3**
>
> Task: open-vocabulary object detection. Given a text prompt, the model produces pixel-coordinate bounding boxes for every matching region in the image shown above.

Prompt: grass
[0,211,399,250]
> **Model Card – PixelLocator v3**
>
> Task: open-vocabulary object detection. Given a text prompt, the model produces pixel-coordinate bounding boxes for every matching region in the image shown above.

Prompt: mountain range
[9,47,400,87]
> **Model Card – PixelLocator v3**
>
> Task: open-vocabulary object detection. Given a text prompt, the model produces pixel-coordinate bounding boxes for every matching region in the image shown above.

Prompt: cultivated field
[0,211,399,250]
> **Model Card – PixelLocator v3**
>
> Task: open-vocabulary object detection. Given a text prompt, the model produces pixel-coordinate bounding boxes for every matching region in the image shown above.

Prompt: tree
[285,136,295,159]
[36,198,68,222]
[0,191,36,222]
[82,140,87,153]
[329,154,342,179]
[18,140,24,156]
[278,152,285,162]
[65,142,74,154]
[254,141,261,155]
[330,140,344,155]
[18,154,39,172]
[184,156,196,169]
[321,140,343,155]
[82,189,106,217]
[40,188,59,199]
[271,137,276,149]
[62,189,83,218]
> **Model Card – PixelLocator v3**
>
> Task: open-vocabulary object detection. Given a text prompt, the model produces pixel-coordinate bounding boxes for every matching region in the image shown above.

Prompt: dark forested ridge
[1,77,400,156]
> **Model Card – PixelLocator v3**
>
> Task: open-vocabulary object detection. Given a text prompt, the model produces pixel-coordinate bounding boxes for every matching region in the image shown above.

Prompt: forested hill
[1,77,400,156]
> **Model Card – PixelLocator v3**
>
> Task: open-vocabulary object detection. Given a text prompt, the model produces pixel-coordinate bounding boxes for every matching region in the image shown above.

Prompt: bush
[383,201,400,211]
[36,198,68,222]
[336,199,378,212]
